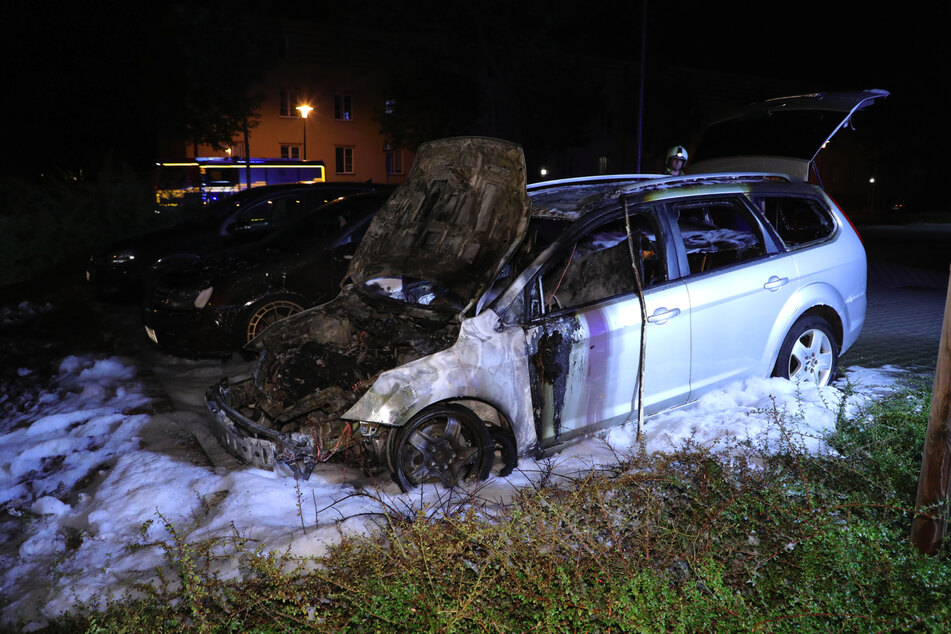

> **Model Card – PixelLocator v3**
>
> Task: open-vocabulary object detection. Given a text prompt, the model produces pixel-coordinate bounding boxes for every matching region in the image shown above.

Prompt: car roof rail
[528,174,663,190]
[619,172,792,194]
[528,171,790,192]
[527,172,795,218]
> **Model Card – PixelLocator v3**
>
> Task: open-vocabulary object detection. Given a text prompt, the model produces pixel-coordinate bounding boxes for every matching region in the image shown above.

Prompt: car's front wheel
[391,404,493,491]
[773,315,839,387]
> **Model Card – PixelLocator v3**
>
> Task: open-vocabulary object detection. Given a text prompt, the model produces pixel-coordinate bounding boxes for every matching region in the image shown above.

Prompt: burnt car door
[520,204,690,451]
[666,195,798,399]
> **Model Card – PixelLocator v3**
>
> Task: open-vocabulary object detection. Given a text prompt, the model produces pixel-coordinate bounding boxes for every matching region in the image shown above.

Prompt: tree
[146,2,273,156]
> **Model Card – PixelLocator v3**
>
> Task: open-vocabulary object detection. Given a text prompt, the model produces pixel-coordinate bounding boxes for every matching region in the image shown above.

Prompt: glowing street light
[296,104,313,160]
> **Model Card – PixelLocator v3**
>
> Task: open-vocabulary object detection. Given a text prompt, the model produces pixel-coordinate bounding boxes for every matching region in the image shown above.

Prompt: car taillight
[828,194,864,246]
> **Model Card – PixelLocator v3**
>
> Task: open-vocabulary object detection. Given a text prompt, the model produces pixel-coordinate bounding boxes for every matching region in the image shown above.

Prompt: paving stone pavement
[839,259,950,375]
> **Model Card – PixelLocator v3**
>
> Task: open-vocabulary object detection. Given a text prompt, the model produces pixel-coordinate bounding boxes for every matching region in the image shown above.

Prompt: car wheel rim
[246,300,303,343]
[787,328,834,387]
[396,408,489,489]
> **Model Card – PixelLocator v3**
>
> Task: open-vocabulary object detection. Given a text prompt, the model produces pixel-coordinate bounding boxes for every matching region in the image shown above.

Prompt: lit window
[335,147,354,174]
[334,95,353,121]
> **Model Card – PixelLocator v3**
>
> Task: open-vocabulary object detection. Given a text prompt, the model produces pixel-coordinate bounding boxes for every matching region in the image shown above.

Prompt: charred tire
[773,315,839,387]
[391,404,493,492]
[240,295,305,345]
[489,427,518,477]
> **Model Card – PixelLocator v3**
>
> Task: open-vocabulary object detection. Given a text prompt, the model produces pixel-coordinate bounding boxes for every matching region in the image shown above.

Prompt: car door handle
[764,276,789,292]
[647,307,681,325]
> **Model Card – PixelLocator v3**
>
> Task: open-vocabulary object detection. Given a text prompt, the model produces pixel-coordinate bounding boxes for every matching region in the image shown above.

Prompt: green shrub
[0,168,158,287]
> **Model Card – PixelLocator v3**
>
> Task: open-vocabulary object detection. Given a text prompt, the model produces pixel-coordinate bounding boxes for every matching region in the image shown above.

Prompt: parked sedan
[206,90,885,489]
[87,181,388,301]
[142,189,393,359]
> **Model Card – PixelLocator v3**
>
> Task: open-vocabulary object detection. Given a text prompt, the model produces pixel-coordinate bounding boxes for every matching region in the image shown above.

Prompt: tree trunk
[911,264,951,554]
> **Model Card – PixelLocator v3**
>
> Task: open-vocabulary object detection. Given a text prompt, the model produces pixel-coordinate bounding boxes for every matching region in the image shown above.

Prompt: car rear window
[673,198,765,274]
[754,195,836,249]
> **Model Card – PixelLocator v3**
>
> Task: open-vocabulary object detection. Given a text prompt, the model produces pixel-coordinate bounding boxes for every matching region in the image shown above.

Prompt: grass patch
[46,383,951,632]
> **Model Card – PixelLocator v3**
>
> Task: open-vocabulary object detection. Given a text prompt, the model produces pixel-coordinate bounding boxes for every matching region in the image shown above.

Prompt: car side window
[265,203,359,251]
[231,199,273,228]
[232,195,308,229]
[266,195,308,224]
[673,198,765,275]
[334,213,375,253]
[754,195,836,248]
[528,210,665,318]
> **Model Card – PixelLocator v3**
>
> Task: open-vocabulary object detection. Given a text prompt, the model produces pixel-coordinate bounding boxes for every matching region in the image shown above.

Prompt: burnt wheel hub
[427,437,456,470]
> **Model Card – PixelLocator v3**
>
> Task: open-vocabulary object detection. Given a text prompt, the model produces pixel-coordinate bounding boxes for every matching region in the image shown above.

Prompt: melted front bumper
[205,378,318,477]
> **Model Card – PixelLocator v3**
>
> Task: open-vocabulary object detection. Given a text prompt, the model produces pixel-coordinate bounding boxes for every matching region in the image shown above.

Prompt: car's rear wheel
[773,315,838,387]
[242,296,305,344]
[391,404,493,491]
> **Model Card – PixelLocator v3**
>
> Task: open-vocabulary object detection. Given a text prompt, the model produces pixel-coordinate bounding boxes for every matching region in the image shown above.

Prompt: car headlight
[110,250,137,265]
[158,285,214,310]
[194,286,214,309]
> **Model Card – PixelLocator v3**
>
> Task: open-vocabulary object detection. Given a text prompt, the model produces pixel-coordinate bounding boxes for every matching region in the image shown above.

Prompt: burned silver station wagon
[206,91,885,490]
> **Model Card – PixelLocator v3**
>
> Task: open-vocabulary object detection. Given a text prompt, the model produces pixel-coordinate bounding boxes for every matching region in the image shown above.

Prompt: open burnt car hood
[348,136,531,309]
[248,136,533,396]
[690,89,889,180]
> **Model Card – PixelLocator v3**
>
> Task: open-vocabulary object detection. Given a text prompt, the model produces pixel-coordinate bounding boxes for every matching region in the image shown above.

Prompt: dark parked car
[142,189,393,358]
[87,181,388,301]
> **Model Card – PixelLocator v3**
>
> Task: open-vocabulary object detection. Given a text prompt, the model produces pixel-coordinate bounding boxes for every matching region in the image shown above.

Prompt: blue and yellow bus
[154,158,326,210]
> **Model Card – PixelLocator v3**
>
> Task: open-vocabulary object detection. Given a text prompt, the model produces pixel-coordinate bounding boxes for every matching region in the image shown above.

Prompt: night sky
[651,4,944,145]
[654,4,928,87]
[3,2,944,180]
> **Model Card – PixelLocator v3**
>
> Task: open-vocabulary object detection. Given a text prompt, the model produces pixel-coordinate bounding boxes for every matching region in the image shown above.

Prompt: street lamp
[296,104,313,160]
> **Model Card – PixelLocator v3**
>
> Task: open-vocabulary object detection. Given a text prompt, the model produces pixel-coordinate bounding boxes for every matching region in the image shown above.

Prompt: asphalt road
[839,223,951,375]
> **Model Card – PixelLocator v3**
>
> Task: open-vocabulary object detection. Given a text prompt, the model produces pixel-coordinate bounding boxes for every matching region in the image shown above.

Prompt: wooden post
[911,264,951,554]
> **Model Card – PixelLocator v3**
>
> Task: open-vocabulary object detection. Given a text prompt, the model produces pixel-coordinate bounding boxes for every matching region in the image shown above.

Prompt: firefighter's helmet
[667,145,688,162]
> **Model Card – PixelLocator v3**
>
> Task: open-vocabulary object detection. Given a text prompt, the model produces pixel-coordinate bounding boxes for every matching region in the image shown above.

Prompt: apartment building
[183,19,410,186]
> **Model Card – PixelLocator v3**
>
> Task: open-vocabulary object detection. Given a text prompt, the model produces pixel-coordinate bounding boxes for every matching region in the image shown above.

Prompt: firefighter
[665,145,688,176]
